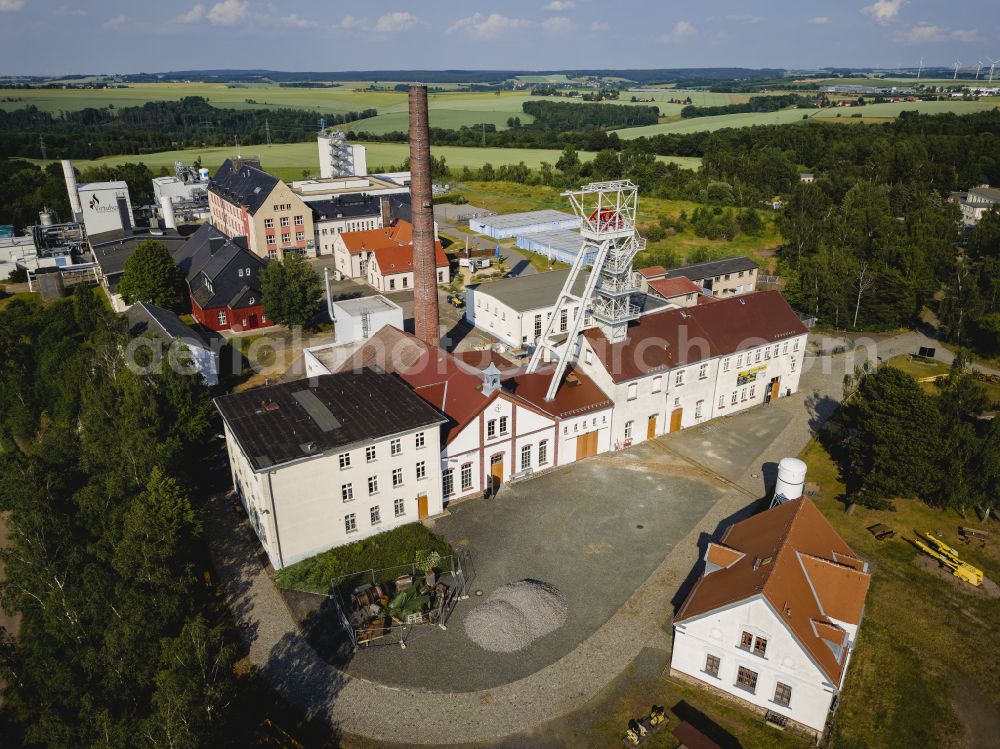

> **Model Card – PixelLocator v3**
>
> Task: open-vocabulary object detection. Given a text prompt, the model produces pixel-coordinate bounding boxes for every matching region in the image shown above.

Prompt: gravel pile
[464,579,567,652]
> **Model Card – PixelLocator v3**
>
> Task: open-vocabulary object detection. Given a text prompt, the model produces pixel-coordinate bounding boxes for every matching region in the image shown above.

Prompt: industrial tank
[774,457,807,501]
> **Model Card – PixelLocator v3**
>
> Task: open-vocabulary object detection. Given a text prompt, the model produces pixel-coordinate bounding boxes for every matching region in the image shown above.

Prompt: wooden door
[769,380,780,403]
[647,415,657,439]
[576,431,598,460]
[417,494,429,519]
[490,454,504,492]
[670,408,683,432]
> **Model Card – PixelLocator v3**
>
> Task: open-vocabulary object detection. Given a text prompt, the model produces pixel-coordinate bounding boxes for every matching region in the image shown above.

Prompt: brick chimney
[408,85,440,347]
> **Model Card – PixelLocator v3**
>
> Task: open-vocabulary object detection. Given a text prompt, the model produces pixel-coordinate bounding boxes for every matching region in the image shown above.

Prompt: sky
[0,0,997,76]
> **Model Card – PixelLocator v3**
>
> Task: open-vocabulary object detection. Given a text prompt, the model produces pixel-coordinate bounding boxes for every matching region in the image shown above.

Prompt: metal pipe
[408,85,440,347]
[61,159,83,222]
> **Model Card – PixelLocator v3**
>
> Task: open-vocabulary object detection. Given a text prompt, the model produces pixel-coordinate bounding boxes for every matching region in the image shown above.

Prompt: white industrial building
[324,295,404,345]
[215,370,447,569]
[290,174,408,205]
[318,130,368,179]
[78,180,134,241]
[516,229,597,266]
[152,162,211,226]
[469,209,581,240]
[671,497,870,735]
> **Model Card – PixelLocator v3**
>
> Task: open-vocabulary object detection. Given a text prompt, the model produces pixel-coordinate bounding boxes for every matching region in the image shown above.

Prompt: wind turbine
[953,60,962,80]
[917,57,924,79]
[989,57,998,83]
[975,61,983,80]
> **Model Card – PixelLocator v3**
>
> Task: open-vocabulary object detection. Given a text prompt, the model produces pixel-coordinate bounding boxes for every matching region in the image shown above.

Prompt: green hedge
[275,523,454,594]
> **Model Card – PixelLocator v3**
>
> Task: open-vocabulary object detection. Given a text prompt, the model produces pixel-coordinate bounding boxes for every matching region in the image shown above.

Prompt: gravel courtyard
[333,439,729,691]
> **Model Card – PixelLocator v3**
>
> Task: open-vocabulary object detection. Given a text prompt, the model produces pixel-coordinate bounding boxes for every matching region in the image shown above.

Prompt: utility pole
[265,119,272,146]
[482,122,486,148]
[39,134,47,163]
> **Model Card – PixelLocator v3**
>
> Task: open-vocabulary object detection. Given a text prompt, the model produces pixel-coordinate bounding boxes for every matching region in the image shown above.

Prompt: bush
[7,266,28,283]
[275,523,454,594]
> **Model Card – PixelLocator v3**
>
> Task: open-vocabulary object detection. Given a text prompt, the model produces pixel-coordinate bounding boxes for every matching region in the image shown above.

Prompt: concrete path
[207,334,883,745]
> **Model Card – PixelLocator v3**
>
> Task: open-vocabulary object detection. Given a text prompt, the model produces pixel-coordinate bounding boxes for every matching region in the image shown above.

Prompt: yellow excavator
[913,532,983,587]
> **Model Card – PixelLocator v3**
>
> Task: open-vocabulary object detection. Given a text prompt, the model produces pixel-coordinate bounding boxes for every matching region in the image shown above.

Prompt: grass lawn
[275,523,453,595]
[797,437,1000,749]
[886,355,1000,405]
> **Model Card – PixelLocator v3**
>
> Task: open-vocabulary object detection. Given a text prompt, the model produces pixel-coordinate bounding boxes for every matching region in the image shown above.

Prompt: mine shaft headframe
[561,180,639,239]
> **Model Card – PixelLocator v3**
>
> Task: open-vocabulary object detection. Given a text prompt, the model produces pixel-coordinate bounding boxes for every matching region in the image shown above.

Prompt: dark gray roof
[665,256,758,282]
[208,159,279,215]
[471,269,589,313]
[93,231,188,286]
[310,192,386,221]
[171,224,264,311]
[125,301,211,350]
[215,370,446,470]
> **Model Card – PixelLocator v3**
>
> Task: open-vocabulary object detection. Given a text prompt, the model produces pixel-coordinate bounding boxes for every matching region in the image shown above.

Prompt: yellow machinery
[913,532,984,587]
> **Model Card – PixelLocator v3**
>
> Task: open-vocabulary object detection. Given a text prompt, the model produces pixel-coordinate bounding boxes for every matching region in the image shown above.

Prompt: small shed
[331,295,404,344]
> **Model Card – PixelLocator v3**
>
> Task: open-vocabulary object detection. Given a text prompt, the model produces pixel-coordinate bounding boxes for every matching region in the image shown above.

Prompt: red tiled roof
[675,498,870,685]
[370,241,448,275]
[456,350,512,370]
[648,277,701,299]
[339,220,413,254]
[638,265,668,279]
[582,290,807,383]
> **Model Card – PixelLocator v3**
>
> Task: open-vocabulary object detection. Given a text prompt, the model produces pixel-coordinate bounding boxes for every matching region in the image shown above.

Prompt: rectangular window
[675,370,685,386]
[461,462,473,491]
[217,310,227,325]
[442,469,454,497]
[652,376,662,393]
[367,476,378,495]
[392,468,403,488]
[538,440,549,465]
[731,392,738,405]
[520,444,531,470]
[753,637,768,657]
[560,308,568,332]
[339,453,351,469]
[390,438,401,456]
[736,666,758,693]
[366,445,376,462]
[416,461,426,480]
[699,363,708,380]
[394,498,405,517]
[624,420,633,440]
[790,359,797,373]
[264,218,274,228]
[280,216,289,227]
[794,339,800,352]
[415,432,425,448]
[755,350,762,363]
[294,215,303,225]
[370,505,381,525]
[627,382,638,400]
[695,400,703,418]
[342,483,353,502]
[723,358,730,372]
[741,388,748,402]
[750,385,756,398]
[487,420,496,439]
[737,355,743,368]
[584,349,593,365]
[344,513,357,533]
[719,395,725,408]
[740,631,754,651]
[534,314,542,338]
[705,654,721,678]
[296,231,305,242]
[499,416,508,435]
[774,682,792,707]
[783,342,789,355]
[266,235,276,245]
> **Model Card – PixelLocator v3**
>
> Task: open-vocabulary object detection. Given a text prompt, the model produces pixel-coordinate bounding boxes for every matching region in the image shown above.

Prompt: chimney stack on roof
[408,85,440,347]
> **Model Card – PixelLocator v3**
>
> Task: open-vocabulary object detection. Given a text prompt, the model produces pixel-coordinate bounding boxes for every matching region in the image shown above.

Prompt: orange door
[417,494,429,519]
[670,408,683,432]
[647,415,657,439]
[770,380,780,402]
[576,431,598,459]
[490,454,504,492]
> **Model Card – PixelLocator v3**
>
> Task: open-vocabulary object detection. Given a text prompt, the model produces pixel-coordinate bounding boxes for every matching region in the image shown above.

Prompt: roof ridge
[758,499,808,590]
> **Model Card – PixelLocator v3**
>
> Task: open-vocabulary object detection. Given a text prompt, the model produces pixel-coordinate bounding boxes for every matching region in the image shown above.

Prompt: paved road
[206,333,884,745]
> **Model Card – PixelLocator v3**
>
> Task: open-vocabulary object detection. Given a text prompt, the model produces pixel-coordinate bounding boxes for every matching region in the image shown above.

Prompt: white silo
[198,167,210,182]
[39,210,54,227]
[160,196,177,230]
[61,159,83,222]
[774,457,807,502]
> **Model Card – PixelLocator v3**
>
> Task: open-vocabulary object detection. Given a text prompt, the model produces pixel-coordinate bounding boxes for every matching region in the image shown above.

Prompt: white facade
[465,286,584,349]
[224,420,444,570]
[315,213,383,256]
[576,332,807,448]
[318,134,368,179]
[671,596,851,733]
[366,254,449,293]
[328,296,404,345]
[79,181,133,237]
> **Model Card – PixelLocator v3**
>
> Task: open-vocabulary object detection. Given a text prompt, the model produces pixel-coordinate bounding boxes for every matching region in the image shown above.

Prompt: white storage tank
[199,168,210,182]
[774,457,807,501]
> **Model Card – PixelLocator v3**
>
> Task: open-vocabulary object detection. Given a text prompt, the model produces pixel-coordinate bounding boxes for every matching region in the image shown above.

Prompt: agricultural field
[40,142,700,182]
[613,99,998,138]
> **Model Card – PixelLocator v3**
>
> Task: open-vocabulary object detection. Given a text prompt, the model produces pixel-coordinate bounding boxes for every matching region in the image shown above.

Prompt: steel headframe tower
[526,179,645,402]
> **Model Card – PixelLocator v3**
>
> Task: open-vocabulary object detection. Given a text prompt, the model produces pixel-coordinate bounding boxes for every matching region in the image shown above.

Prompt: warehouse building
[641,256,759,298]
[469,209,580,240]
[216,370,447,569]
[516,229,596,266]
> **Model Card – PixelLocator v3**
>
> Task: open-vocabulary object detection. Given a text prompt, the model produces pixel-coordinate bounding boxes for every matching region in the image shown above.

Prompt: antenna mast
[526,180,644,402]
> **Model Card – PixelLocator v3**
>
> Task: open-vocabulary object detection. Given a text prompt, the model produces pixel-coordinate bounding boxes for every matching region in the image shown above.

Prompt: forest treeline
[679,93,816,118]
[520,100,659,129]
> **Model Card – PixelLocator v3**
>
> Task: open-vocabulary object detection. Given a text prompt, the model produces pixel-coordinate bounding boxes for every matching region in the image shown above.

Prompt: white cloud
[657,20,697,44]
[447,13,530,41]
[0,0,24,11]
[894,23,943,43]
[280,13,316,29]
[726,15,761,25]
[951,28,984,42]
[374,11,424,34]
[590,21,609,32]
[102,14,127,31]
[808,16,830,24]
[206,0,250,26]
[542,16,576,35]
[862,0,904,25]
[333,15,368,31]
[52,5,87,16]
[545,0,575,10]
[175,4,206,23]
